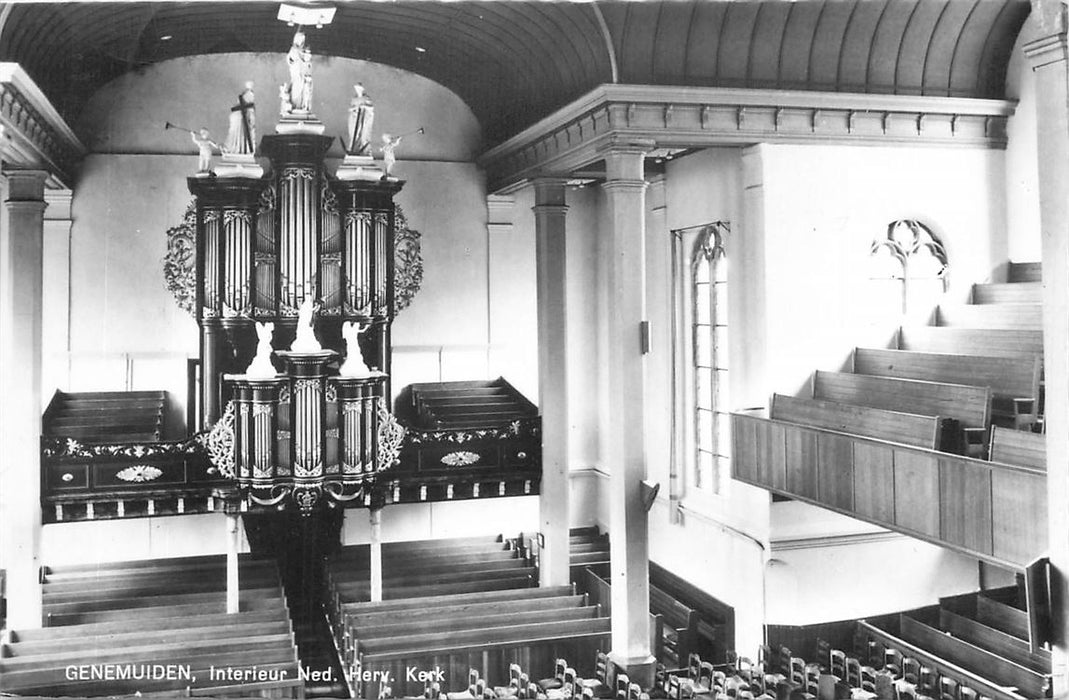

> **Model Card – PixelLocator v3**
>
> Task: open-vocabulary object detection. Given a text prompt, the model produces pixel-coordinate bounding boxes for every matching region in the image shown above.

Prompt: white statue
[290,297,322,352]
[245,322,277,378]
[339,321,373,377]
[346,84,374,156]
[284,30,312,113]
[191,128,221,173]
[224,82,256,155]
[379,133,402,176]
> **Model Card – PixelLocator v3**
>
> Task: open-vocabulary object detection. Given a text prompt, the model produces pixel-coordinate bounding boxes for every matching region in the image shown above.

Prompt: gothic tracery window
[868,219,948,317]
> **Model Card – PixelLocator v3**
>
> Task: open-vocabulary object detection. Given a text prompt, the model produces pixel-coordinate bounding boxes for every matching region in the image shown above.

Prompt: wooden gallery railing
[731,411,1047,569]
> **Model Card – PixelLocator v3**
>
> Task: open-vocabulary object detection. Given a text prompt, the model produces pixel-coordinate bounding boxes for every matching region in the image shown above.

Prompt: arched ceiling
[0,0,1031,149]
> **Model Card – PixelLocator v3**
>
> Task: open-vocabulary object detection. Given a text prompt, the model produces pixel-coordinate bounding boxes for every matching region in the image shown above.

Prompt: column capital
[601,143,651,183]
[44,189,73,220]
[531,177,570,207]
[2,168,49,202]
[1024,32,1069,69]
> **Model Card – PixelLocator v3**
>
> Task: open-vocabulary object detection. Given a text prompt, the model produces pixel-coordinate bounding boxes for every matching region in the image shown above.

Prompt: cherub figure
[244,322,277,378]
[290,297,322,352]
[191,128,222,173]
[380,133,402,176]
[339,321,372,377]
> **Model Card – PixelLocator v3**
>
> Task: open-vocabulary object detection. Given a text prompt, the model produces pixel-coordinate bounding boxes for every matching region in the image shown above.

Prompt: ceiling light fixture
[160,35,173,41]
[415,46,426,53]
[277,3,337,28]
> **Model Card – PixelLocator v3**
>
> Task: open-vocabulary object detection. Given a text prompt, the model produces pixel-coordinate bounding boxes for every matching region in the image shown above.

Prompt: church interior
[2,0,1068,698]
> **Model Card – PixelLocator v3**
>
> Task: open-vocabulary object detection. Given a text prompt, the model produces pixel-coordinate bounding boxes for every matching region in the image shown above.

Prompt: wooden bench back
[989,426,1045,470]
[812,370,990,429]
[936,304,1043,330]
[853,348,1041,403]
[898,327,1044,359]
[770,394,940,449]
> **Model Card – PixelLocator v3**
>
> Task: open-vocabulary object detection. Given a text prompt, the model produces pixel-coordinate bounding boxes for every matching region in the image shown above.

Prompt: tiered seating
[326,535,610,697]
[0,554,303,697]
[569,527,611,568]
[406,379,538,431]
[857,585,1052,700]
[990,426,1045,470]
[42,390,166,442]
[770,393,942,449]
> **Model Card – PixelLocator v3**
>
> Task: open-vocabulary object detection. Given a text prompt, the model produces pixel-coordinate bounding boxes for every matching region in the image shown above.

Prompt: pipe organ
[189,133,403,513]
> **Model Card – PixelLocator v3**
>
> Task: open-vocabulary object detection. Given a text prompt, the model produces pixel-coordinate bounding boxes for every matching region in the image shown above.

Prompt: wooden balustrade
[731,411,1046,569]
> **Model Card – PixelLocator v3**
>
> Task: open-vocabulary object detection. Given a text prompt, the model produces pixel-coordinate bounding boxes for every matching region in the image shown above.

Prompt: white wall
[341,496,539,544]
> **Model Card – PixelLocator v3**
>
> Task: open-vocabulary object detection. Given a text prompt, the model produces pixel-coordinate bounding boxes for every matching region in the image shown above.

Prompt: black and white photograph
[0,1,1062,699]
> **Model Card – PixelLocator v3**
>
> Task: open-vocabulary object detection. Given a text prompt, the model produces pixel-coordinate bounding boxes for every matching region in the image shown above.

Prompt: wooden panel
[785,429,819,500]
[853,442,895,522]
[1008,262,1042,283]
[936,303,1043,330]
[814,370,990,428]
[939,458,993,555]
[732,415,758,483]
[759,420,787,490]
[991,469,1048,564]
[990,426,1046,470]
[976,595,1030,640]
[898,327,1044,360]
[972,282,1042,305]
[817,433,853,511]
[771,394,939,448]
[893,450,940,537]
[854,348,1040,402]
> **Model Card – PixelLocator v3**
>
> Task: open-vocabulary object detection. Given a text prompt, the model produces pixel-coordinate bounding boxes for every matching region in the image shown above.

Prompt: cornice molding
[0,63,86,189]
[478,84,1018,194]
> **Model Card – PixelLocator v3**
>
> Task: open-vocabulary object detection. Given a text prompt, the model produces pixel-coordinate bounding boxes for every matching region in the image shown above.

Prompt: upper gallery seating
[0,554,303,697]
[42,390,167,443]
[732,263,1047,568]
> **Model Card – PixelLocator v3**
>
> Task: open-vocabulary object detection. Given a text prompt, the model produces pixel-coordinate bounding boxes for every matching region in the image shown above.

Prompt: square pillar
[0,168,49,629]
[601,145,655,684]
[533,178,571,587]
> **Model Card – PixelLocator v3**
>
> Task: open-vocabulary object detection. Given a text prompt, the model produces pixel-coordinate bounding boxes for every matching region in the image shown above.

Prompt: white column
[601,146,655,684]
[532,178,571,587]
[369,507,383,602]
[226,513,240,613]
[42,190,72,397]
[1024,28,1069,695]
[0,168,48,629]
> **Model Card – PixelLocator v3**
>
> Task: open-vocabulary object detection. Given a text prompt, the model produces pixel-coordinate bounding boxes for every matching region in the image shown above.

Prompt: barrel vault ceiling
[0,0,1032,149]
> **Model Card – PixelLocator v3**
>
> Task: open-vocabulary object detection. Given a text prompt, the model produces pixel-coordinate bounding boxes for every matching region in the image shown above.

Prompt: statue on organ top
[346,84,375,157]
[284,30,313,114]
[225,82,256,155]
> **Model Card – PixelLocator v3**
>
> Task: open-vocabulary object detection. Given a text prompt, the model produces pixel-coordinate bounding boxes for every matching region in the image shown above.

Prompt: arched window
[869,219,948,316]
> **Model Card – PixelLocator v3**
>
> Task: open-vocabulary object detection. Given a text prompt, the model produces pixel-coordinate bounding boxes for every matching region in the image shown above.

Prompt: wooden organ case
[188,134,403,519]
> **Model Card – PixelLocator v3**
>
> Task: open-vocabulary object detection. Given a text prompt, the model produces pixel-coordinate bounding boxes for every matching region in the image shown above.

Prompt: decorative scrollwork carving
[163,199,198,317]
[440,450,481,467]
[393,205,423,316]
[377,398,406,470]
[205,401,237,479]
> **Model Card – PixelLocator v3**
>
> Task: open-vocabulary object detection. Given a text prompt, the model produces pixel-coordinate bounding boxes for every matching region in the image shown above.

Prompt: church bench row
[812,371,990,432]
[578,568,678,665]
[770,394,942,449]
[1008,262,1041,283]
[989,426,1046,470]
[937,608,1050,674]
[853,348,1041,428]
[935,304,1043,331]
[42,564,280,600]
[898,328,1045,359]
[42,552,277,578]
[10,606,291,642]
[732,411,1047,568]
[649,585,700,666]
[332,575,536,608]
[45,592,287,627]
[349,601,594,641]
[975,595,1031,641]
[970,282,1042,305]
[332,548,523,568]
[43,585,284,617]
[896,615,1049,698]
[856,620,1033,700]
[330,567,537,595]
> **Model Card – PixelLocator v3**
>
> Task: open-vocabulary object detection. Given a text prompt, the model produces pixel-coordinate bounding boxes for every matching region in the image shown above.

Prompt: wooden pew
[10,608,291,643]
[856,620,1030,700]
[989,426,1045,470]
[937,608,1051,673]
[44,592,286,627]
[812,370,990,429]
[649,562,732,665]
[971,282,1042,305]
[935,303,1043,330]
[898,327,1044,359]
[770,394,941,449]
[897,615,1049,697]
[853,348,1041,427]
[1008,262,1041,283]
[650,585,699,665]
[975,595,1031,640]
